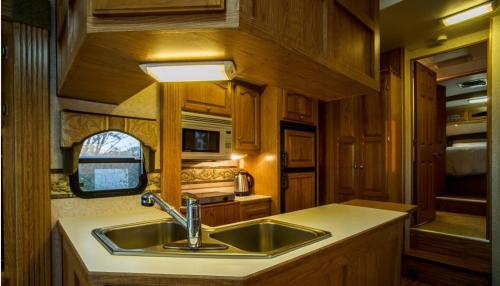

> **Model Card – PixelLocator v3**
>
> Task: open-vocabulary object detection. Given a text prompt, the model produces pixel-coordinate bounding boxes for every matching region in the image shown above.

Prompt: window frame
[69,132,149,199]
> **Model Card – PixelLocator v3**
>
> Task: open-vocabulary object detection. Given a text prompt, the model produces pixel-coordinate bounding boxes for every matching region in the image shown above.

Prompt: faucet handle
[141,192,155,207]
[182,192,199,205]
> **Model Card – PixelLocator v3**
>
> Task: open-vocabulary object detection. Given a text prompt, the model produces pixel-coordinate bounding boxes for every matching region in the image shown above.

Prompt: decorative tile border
[50,171,161,199]
[181,167,239,185]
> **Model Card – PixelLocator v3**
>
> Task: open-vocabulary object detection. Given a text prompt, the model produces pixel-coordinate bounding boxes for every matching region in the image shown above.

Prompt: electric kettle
[234,170,254,196]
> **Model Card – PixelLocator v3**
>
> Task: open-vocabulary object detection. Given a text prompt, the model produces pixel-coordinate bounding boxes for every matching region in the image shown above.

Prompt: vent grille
[182,112,232,126]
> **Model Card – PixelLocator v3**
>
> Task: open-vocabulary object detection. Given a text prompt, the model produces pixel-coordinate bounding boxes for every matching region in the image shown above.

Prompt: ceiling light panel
[442,2,494,26]
[140,61,236,82]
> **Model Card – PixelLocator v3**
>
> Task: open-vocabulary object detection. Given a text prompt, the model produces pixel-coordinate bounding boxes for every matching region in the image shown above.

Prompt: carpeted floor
[416,211,486,239]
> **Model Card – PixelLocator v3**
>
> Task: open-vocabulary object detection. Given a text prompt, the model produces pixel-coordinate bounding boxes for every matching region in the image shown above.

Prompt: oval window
[69,131,148,198]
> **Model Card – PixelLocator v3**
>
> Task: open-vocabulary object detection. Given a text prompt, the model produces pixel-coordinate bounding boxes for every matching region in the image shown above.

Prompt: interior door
[359,92,387,200]
[414,62,438,224]
[435,85,447,196]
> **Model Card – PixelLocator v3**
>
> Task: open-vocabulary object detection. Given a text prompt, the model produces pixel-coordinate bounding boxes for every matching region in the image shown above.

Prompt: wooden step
[403,252,490,286]
[436,195,487,216]
[410,229,491,268]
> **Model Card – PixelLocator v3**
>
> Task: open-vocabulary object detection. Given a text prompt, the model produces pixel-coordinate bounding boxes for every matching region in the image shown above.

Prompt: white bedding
[446,142,487,177]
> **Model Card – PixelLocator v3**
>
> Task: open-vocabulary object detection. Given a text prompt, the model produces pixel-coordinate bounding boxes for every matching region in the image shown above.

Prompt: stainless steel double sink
[92,218,331,258]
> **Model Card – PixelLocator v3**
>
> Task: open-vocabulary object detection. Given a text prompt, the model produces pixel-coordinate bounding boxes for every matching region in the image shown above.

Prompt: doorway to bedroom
[412,41,489,241]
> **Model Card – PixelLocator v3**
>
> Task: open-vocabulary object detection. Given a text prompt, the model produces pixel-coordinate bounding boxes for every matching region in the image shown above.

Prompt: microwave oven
[181,112,232,160]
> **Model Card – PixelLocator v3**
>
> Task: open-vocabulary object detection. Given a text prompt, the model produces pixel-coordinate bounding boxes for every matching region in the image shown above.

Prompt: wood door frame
[404,32,492,240]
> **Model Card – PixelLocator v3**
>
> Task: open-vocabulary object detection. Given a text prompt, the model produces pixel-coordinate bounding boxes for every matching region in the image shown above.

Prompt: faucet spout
[140,192,202,248]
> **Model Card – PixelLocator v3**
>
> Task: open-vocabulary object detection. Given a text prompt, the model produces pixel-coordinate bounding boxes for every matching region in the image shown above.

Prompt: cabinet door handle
[353,164,358,169]
[281,152,289,169]
[237,136,242,141]
[359,165,364,169]
[281,173,289,190]
[299,115,305,120]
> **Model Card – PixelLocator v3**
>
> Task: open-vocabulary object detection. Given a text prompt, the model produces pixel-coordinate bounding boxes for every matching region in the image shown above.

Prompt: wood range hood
[58,0,379,104]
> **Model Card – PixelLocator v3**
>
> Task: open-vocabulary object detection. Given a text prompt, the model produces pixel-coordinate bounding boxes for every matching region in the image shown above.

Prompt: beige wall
[489,15,500,285]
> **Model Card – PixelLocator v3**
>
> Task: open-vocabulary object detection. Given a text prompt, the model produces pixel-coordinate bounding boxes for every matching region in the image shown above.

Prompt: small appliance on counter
[181,192,235,206]
[234,170,254,196]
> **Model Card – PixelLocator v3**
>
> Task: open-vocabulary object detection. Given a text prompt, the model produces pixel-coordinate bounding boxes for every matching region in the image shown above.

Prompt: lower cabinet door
[240,201,271,221]
[284,172,316,212]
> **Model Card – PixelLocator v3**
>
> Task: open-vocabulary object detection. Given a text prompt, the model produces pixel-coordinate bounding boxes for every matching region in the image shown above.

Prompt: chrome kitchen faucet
[141,192,202,248]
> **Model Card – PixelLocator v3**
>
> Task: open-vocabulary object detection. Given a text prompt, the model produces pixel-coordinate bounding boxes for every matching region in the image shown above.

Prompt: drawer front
[92,0,225,16]
[240,201,271,221]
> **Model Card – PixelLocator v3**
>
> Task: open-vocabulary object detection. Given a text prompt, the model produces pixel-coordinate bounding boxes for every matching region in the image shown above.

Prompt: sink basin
[93,219,187,250]
[93,218,331,258]
[209,220,330,255]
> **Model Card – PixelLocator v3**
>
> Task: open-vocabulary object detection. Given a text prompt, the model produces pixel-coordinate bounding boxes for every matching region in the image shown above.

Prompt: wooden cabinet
[232,83,260,153]
[180,82,232,117]
[239,200,271,221]
[91,0,225,16]
[283,129,316,168]
[56,0,379,105]
[284,172,316,212]
[281,91,318,125]
[181,201,240,227]
[334,93,387,203]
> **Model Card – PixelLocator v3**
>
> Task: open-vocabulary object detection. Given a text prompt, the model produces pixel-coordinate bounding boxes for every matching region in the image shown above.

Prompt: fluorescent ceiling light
[442,2,494,26]
[468,97,488,104]
[140,61,236,82]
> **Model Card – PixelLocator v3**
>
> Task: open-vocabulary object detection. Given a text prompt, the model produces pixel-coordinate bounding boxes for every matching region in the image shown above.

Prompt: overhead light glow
[442,2,494,26]
[140,61,236,82]
[468,97,488,104]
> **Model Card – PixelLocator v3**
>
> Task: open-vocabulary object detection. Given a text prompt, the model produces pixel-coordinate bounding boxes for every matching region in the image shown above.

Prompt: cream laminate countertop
[58,203,406,278]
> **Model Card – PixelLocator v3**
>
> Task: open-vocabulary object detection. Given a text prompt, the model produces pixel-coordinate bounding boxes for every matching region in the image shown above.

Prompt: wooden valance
[60,110,159,174]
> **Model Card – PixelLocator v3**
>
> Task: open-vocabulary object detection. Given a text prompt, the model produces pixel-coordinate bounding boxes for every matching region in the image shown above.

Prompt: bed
[446,142,487,177]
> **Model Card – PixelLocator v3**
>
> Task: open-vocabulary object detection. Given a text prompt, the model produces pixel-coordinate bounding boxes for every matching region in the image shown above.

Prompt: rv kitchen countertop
[58,203,406,280]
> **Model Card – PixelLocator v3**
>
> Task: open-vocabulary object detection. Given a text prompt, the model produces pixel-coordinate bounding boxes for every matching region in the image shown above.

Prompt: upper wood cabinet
[281,91,318,125]
[91,0,225,16]
[232,83,260,153]
[180,82,232,117]
[56,0,379,105]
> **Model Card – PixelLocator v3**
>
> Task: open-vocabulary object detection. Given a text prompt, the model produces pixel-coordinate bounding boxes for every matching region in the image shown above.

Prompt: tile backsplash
[181,166,239,185]
[51,160,239,198]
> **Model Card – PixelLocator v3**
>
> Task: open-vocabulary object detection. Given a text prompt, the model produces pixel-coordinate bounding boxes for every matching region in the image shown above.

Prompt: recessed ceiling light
[468,97,488,104]
[442,2,494,26]
[140,61,236,82]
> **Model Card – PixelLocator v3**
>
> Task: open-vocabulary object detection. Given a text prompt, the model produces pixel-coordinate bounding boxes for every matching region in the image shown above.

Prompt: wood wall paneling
[318,101,336,205]
[244,86,281,215]
[91,0,226,16]
[1,21,51,285]
[161,83,182,209]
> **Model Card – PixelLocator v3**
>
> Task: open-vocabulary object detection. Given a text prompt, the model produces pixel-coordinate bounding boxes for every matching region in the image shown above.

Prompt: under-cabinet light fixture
[139,61,236,82]
[468,97,488,104]
[442,2,494,26]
